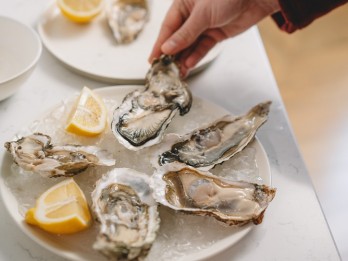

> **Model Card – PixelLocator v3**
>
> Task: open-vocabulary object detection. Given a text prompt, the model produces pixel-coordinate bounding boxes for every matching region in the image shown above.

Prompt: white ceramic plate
[38,0,222,84]
[0,86,271,261]
[0,16,42,101]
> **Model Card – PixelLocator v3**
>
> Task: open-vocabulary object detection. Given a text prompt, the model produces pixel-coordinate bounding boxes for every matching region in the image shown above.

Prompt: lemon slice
[57,0,104,23]
[25,178,92,234]
[66,86,107,136]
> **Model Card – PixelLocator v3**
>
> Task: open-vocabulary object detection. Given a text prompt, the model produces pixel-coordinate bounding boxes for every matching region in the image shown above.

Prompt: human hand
[149,0,280,77]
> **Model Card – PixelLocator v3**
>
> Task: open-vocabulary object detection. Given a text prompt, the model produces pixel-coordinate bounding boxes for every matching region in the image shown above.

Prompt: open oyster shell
[106,0,149,44]
[4,133,115,178]
[156,101,271,170]
[151,163,276,226]
[92,168,160,260]
[111,55,192,151]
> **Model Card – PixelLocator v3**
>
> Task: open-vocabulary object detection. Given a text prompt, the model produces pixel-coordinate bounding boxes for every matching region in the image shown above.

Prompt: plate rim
[0,15,42,84]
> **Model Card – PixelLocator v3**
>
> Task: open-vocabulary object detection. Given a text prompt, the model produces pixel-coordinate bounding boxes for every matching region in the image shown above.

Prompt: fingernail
[162,39,176,53]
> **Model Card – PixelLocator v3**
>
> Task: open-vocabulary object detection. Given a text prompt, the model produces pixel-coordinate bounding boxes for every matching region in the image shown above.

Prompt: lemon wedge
[25,178,92,234]
[66,86,107,136]
[57,0,104,23]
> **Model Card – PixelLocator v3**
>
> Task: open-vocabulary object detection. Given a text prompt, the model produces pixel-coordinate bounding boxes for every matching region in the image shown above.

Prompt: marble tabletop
[0,0,340,260]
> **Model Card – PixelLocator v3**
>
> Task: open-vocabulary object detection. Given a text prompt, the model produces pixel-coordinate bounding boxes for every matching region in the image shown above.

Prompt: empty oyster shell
[4,133,115,178]
[106,0,148,44]
[111,55,192,151]
[92,168,160,260]
[151,163,276,226]
[157,101,271,170]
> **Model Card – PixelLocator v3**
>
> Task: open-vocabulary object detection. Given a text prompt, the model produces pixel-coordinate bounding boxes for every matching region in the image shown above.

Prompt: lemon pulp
[25,178,92,234]
[66,86,107,136]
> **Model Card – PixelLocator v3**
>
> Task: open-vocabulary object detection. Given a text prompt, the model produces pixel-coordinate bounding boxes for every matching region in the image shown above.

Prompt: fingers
[177,38,216,78]
[177,29,226,77]
[186,37,217,68]
[148,1,184,63]
[161,8,208,55]
[149,0,212,65]
[176,46,195,78]
[185,29,226,67]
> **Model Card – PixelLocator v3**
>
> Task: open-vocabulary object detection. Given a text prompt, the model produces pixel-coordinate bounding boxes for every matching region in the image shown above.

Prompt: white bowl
[0,16,42,101]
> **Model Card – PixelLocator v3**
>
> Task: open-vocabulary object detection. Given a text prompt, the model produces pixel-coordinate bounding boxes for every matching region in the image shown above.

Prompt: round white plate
[0,86,271,261]
[38,1,222,84]
[0,16,42,101]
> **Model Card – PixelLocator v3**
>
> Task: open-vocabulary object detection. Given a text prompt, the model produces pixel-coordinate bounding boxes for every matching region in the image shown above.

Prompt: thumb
[161,11,207,55]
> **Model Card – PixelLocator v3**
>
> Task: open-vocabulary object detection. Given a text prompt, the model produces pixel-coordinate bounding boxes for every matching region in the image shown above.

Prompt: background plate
[0,86,271,261]
[38,0,222,84]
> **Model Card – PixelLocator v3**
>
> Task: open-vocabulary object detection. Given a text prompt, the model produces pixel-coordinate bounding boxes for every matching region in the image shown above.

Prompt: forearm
[272,0,348,32]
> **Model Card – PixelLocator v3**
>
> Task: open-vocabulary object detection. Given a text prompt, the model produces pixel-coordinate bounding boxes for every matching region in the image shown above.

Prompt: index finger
[148,1,185,62]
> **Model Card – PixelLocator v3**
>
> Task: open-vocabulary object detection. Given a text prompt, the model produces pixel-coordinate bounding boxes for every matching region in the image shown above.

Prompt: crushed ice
[3,94,262,260]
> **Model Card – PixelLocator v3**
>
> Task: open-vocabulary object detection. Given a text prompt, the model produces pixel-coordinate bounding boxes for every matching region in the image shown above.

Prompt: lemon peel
[57,0,104,23]
[25,178,92,234]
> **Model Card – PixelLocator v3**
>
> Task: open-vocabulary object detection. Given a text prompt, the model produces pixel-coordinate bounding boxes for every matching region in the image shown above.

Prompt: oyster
[4,133,115,178]
[157,101,271,170]
[111,55,192,151]
[106,0,148,44]
[92,168,160,260]
[151,163,276,226]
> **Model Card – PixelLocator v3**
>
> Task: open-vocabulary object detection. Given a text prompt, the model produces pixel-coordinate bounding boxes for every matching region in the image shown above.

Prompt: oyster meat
[92,168,160,260]
[106,0,148,44]
[158,101,271,170]
[111,55,192,151]
[151,163,276,226]
[4,133,115,178]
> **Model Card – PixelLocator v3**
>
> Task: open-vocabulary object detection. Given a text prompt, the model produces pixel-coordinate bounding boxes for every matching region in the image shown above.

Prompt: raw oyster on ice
[158,101,271,170]
[4,133,115,178]
[111,55,192,150]
[92,168,160,260]
[151,163,276,226]
[106,0,149,44]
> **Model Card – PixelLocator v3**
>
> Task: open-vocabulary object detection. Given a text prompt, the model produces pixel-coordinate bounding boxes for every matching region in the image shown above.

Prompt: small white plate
[38,1,222,84]
[0,16,42,101]
[0,86,271,261]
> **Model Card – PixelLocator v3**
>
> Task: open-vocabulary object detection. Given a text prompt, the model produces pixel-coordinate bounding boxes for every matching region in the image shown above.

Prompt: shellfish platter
[1,85,273,261]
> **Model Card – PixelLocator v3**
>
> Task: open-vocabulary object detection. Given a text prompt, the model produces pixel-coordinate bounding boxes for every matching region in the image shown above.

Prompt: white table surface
[0,0,340,260]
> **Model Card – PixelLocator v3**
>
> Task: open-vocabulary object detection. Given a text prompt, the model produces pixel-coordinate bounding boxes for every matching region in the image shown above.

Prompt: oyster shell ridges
[158,101,271,170]
[151,163,276,226]
[111,55,192,151]
[92,168,160,260]
[4,133,115,178]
